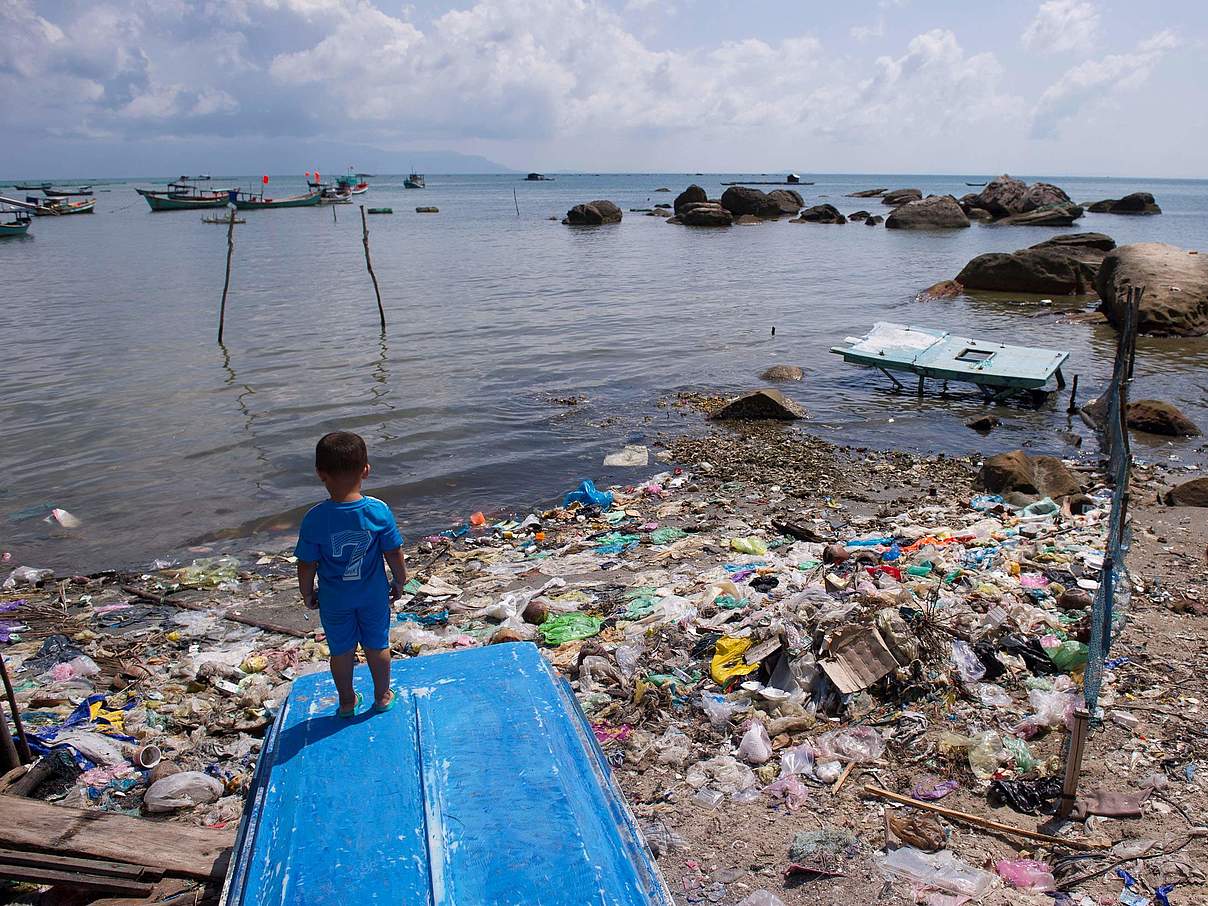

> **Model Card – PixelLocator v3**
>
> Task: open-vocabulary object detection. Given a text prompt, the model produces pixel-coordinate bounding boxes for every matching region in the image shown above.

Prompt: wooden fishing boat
[831,322,1068,401]
[137,189,227,211]
[0,211,32,236]
[319,186,353,204]
[13,183,51,192]
[966,182,987,186]
[34,197,96,215]
[404,173,425,189]
[43,186,93,197]
[349,182,368,194]
[233,189,321,209]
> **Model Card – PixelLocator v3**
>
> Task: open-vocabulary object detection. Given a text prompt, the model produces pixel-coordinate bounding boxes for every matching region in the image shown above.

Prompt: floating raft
[831,322,1069,397]
[221,643,671,906]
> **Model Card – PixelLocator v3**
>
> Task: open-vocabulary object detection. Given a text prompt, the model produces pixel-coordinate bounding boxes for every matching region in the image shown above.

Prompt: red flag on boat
[262,175,269,185]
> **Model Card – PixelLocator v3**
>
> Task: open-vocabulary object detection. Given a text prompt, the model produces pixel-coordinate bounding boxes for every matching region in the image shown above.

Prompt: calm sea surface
[1,173,1205,572]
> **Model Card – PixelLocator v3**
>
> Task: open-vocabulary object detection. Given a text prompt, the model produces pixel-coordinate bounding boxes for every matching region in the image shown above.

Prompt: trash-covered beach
[2,402,1205,905]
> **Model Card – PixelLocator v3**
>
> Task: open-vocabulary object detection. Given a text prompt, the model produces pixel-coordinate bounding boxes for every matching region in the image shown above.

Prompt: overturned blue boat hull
[222,642,671,906]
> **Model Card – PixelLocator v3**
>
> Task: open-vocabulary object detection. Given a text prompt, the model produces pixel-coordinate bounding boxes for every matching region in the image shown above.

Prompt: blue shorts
[319,602,390,656]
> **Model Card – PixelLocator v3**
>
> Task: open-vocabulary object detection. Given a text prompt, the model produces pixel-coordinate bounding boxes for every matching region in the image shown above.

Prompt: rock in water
[1165,477,1208,507]
[970,175,1072,219]
[674,184,708,213]
[766,189,804,214]
[882,188,922,206]
[922,280,963,299]
[1096,243,1208,337]
[864,214,883,225]
[793,204,846,224]
[847,188,887,198]
[563,200,622,225]
[710,389,808,420]
[848,210,870,221]
[1126,400,1201,436]
[677,202,733,226]
[955,233,1115,295]
[760,364,804,382]
[1087,192,1161,215]
[720,186,781,218]
[966,414,1000,433]
[884,195,969,230]
[977,450,1082,499]
[998,204,1084,226]
[1030,232,1117,260]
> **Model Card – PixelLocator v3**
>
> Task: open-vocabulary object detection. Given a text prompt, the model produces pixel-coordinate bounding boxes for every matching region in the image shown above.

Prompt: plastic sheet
[144,771,224,812]
[537,612,602,646]
[877,847,994,898]
[817,726,885,763]
[562,480,613,510]
[710,636,760,684]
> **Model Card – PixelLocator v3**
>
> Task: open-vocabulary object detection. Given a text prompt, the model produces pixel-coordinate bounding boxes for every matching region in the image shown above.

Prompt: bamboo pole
[217,206,236,344]
[513,187,520,216]
[862,785,1106,851]
[360,205,386,330]
[0,655,31,764]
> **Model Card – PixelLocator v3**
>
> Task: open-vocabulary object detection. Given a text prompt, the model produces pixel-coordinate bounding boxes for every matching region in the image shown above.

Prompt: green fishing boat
[233,190,321,210]
[136,182,229,211]
[0,212,32,237]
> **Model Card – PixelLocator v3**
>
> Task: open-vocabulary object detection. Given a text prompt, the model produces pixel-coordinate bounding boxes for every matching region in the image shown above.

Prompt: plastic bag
[814,760,842,783]
[685,755,757,796]
[738,721,773,765]
[940,731,1003,778]
[951,639,986,684]
[563,480,613,510]
[779,744,815,778]
[615,641,645,678]
[1028,687,1078,729]
[817,726,885,763]
[144,771,225,812]
[1003,735,1040,772]
[736,891,786,906]
[2,566,53,589]
[975,683,1012,707]
[1044,637,1089,671]
[710,636,760,684]
[877,847,994,898]
[729,536,768,556]
[911,775,959,800]
[537,612,602,646]
[699,692,741,728]
[655,728,692,767]
[995,858,1055,891]
[176,556,240,588]
[52,731,128,766]
[764,774,809,811]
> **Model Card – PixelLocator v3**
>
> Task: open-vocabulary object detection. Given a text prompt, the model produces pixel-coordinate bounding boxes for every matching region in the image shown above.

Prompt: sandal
[371,689,397,714]
[336,692,363,719]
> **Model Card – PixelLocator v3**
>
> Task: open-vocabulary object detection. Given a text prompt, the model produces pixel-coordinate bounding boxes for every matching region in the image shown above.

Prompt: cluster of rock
[665,184,807,227]
[1095,242,1208,336]
[885,195,969,230]
[957,175,1084,226]
[1086,192,1162,215]
[562,200,623,225]
[955,233,1116,295]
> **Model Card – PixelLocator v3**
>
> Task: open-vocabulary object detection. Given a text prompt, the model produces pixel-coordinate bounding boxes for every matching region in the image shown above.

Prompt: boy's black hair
[315,431,368,476]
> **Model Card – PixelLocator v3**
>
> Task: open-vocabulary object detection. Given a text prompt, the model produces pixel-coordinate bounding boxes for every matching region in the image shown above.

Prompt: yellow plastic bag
[711,636,760,684]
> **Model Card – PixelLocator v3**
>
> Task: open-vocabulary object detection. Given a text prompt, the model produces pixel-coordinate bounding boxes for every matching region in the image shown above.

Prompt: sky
[1,0,1205,177]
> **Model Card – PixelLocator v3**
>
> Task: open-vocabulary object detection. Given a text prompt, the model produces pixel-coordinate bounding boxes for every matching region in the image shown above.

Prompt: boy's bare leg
[364,647,393,707]
[330,652,357,710]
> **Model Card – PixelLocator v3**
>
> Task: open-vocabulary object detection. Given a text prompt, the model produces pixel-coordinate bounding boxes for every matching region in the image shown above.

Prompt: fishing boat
[232,189,321,209]
[34,197,96,215]
[13,183,51,192]
[831,322,1069,401]
[43,186,93,197]
[0,210,32,237]
[319,186,353,204]
[136,181,231,211]
[404,173,425,189]
[525,172,553,181]
[965,181,987,186]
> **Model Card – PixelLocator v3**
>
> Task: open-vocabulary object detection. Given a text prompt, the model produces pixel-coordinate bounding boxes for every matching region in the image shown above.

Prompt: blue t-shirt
[294,496,403,612]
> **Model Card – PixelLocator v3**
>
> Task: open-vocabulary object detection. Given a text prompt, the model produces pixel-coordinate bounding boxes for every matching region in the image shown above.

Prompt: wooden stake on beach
[0,654,31,765]
[360,205,386,331]
[217,207,237,344]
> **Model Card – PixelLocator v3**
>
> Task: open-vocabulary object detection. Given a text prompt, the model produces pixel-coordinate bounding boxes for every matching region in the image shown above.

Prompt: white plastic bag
[736,891,786,906]
[144,771,224,813]
[738,721,773,765]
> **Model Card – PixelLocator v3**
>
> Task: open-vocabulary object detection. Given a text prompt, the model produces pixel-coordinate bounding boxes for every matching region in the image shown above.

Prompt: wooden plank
[0,863,154,896]
[0,846,163,880]
[0,796,233,880]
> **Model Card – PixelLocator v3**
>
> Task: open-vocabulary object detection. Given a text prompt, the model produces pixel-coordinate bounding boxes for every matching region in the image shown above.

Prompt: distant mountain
[0,139,515,179]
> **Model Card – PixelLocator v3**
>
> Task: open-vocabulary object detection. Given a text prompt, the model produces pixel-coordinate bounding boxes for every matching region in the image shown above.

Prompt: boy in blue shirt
[295,432,406,717]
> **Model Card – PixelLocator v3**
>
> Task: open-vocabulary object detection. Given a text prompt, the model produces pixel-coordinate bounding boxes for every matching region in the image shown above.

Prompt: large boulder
[793,203,846,224]
[678,202,733,227]
[970,175,1072,219]
[710,389,808,420]
[882,188,922,206]
[563,200,622,225]
[885,195,970,230]
[1095,243,1208,337]
[847,188,887,198]
[720,186,781,218]
[760,364,804,382]
[673,184,708,213]
[848,210,870,221]
[955,235,1113,295]
[1165,477,1208,507]
[1087,192,1161,215]
[864,214,883,226]
[766,189,804,214]
[998,204,1084,226]
[977,450,1082,499]
[1126,400,1201,436]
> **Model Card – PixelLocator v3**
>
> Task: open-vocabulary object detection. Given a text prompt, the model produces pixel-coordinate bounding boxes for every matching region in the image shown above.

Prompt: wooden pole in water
[360,205,386,330]
[513,187,520,216]
[217,206,236,344]
[1067,374,1079,414]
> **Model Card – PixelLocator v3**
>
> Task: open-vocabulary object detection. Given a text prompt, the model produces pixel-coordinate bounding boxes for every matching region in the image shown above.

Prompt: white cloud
[1031,29,1179,138]
[851,18,885,42]
[1021,0,1100,54]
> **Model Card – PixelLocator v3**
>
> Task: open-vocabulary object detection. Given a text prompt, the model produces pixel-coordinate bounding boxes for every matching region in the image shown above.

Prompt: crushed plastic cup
[878,846,994,898]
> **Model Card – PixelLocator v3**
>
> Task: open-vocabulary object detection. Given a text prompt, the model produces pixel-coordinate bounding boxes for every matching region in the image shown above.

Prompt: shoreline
[2,407,1206,903]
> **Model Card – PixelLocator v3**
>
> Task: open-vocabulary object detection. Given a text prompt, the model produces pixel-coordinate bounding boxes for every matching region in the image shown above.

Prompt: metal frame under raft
[831,322,1069,402]
[221,642,673,906]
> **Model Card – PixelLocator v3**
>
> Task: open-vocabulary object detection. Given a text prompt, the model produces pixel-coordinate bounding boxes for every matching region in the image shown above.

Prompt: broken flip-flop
[336,692,363,719]
[372,689,397,714]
